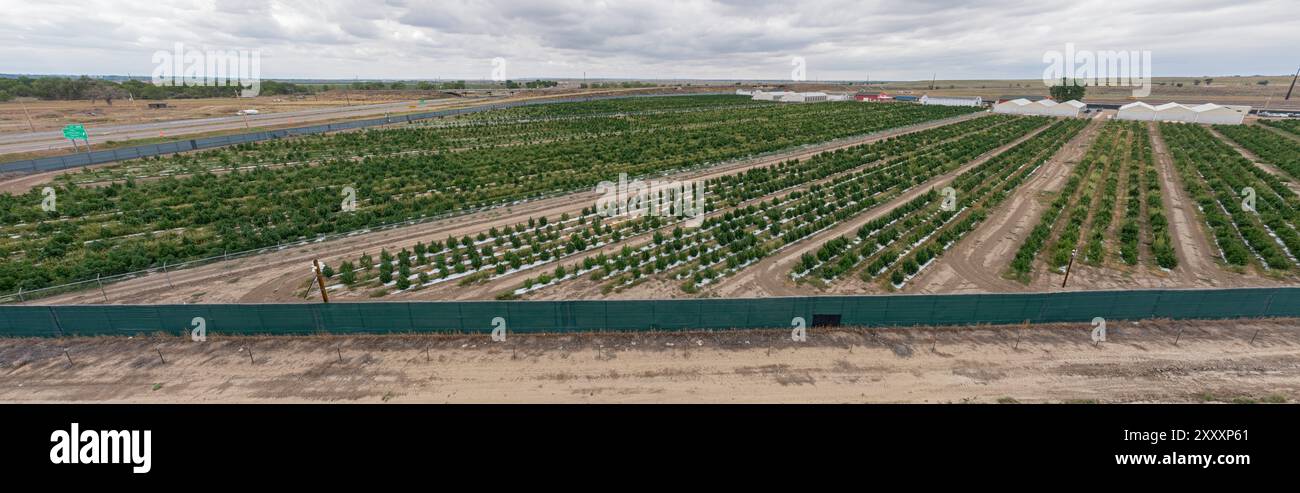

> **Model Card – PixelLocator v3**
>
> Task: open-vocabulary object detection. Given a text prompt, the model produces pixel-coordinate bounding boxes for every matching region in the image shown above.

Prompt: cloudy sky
[1,0,1297,81]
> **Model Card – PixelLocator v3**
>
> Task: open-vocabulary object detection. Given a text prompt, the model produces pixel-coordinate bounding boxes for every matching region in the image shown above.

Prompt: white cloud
[0,0,1296,80]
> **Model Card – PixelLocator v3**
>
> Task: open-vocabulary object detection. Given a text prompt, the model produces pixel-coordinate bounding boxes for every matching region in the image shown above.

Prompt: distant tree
[86,83,128,105]
[1048,77,1086,101]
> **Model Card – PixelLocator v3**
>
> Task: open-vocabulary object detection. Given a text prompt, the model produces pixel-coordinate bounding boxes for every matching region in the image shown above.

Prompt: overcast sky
[1,0,1297,81]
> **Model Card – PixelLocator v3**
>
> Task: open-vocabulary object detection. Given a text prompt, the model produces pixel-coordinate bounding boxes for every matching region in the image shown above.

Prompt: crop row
[874,119,1090,287]
[1162,123,1300,270]
[1214,124,1300,182]
[322,113,1017,297]
[0,97,976,293]
[794,117,1056,281]
[1121,122,1177,268]
[1258,119,1300,139]
[509,116,1053,295]
[1007,122,1112,277]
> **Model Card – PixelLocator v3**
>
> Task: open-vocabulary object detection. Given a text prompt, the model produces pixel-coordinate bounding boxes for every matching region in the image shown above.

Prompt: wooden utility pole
[312,259,330,303]
[18,99,36,133]
[1061,249,1077,288]
[1285,65,1299,101]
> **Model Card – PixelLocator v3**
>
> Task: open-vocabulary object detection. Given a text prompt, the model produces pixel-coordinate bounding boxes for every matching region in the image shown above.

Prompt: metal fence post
[96,273,107,303]
[45,306,65,336]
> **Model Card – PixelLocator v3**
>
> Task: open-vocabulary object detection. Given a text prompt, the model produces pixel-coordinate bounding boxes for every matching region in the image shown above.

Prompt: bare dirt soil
[881,76,1300,110]
[906,112,1107,294]
[0,95,372,134]
[2,318,1296,403]
[911,118,1297,295]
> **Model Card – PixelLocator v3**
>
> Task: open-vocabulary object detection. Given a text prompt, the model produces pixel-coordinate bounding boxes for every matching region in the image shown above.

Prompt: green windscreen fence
[1,288,1297,337]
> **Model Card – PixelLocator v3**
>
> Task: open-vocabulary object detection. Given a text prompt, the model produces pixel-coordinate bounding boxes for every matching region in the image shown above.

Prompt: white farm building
[751,91,830,103]
[1116,102,1250,125]
[992,98,1086,117]
[751,91,788,101]
[920,95,983,107]
[779,92,828,103]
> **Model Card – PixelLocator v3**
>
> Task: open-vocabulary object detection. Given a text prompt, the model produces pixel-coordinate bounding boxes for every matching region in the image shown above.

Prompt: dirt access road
[2,318,1296,403]
[910,117,1297,294]
[21,112,987,305]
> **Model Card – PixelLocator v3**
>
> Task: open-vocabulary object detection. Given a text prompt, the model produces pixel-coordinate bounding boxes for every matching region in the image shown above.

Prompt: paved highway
[0,97,483,155]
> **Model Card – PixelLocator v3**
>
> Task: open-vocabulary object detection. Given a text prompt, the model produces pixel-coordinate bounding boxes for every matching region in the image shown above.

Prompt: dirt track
[907,113,1106,293]
[707,121,1055,298]
[2,318,1296,403]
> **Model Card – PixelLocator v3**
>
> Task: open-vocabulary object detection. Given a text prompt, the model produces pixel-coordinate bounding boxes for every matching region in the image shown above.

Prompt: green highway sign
[62,124,87,140]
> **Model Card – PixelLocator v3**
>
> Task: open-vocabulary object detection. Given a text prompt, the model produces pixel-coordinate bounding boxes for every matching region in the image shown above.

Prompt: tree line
[0,76,314,102]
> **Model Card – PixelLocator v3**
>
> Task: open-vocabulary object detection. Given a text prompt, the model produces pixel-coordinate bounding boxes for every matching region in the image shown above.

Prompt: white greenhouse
[1043,100,1087,117]
[1153,102,1198,122]
[993,98,1086,117]
[1116,101,1250,125]
[1190,103,1250,125]
[1116,102,1159,121]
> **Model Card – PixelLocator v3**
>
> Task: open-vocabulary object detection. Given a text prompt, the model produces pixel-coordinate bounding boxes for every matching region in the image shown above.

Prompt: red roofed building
[855,92,893,102]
